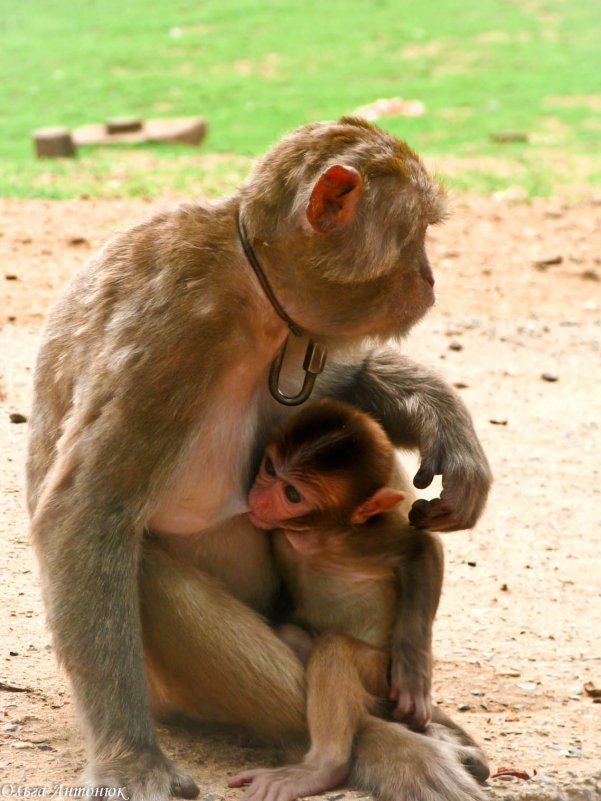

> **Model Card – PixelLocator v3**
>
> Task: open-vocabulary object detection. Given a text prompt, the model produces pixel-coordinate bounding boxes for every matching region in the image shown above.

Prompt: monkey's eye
[264,456,276,477]
[284,485,301,504]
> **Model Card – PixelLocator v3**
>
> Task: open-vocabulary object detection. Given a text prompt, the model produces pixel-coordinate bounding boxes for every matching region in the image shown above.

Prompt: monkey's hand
[409,434,492,532]
[338,350,492,532]
[389,642,432,731]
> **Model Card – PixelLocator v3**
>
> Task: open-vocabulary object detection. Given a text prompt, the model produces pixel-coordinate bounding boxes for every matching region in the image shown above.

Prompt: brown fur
[232,400,489,801]
[27,118,491,801]
[266,401,443,722]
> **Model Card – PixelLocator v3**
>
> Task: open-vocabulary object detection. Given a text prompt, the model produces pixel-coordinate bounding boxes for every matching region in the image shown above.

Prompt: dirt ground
[1,191,600,800]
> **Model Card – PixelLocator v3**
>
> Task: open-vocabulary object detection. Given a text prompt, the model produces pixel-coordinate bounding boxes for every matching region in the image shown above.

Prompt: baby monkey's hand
[389,642,433,730]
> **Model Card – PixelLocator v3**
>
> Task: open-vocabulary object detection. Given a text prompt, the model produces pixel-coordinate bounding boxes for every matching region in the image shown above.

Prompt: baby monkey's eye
[264,456,276,477]
[285,485,301,504]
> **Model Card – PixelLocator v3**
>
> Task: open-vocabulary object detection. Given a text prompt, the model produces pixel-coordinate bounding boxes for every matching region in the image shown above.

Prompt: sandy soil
[1,192,600,800]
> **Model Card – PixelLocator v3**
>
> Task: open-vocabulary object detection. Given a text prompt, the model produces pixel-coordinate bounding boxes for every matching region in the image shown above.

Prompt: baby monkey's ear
[350,488,405,524]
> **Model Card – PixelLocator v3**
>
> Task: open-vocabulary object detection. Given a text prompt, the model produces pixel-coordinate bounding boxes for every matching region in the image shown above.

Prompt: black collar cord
[236,212,327,406]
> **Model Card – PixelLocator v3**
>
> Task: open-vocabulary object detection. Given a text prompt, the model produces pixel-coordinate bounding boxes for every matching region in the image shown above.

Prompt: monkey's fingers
[392,688,415,718]
[409,493,483,532]
[390,675,433,730]
[166,758,200,798]
[229,770,259,787]
[413,465,437,489]
[413,435,492,530]
[409,498,453,530]
[170,773,200,798]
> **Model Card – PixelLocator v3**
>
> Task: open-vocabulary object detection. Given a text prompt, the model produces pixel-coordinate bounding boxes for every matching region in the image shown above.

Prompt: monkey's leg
[229,632,486,801]
[139,543,306,744]
[229,632,385,801]
[426,707,491,783]
[305,631,489,788]
[30,499,199,801]
[141,547,487,801]
[390,529,444,727]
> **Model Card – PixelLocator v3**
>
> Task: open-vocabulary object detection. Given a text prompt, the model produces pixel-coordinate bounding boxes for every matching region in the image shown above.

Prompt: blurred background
[1,0,599,200]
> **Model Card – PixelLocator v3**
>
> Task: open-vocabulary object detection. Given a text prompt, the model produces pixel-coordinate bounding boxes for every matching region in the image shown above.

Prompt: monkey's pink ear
[351,488,405,524]
[306,164,362,233]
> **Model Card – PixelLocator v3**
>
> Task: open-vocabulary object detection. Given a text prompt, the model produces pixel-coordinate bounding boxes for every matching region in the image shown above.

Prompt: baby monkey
[230,399,448,801]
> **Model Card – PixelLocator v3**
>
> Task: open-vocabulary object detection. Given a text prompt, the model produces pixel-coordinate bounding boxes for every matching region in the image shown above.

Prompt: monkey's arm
[389,530,443,728]
[30,402,198,799]
[336,349,492,532]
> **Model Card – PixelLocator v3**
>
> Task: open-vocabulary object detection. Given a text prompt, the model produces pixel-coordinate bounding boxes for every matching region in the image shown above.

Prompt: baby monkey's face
[247,447,316,531]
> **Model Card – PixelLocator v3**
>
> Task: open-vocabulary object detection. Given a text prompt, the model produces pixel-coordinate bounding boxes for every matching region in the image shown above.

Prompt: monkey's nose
[419,253,435,287]
[250,491,269,515]
[421,263,435,287]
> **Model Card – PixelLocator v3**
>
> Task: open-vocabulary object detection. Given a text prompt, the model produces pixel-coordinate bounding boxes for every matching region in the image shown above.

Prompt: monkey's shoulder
[53,198,238,317]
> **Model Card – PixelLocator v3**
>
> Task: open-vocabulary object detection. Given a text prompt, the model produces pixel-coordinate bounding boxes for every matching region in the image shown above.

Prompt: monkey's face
[263,241,437,344]
[257,202,440,344]
[247,447,316,531]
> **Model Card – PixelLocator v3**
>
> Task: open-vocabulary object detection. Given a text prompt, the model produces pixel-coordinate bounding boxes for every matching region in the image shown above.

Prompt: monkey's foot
[426,722,490,784]
[352,719,487,801]
[228,761,348,801]
[85,752,199,801]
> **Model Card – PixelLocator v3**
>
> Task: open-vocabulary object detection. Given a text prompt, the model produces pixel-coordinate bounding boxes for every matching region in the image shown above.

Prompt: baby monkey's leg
[229,633,387,801]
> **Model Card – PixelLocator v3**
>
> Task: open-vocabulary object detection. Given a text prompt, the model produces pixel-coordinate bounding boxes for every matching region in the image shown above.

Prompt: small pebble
[28,734,50,743]
[562,747,583,758]
[541,373,559,382]
[3,723,18,732]
[458,703,471,712]
[532,774,555,784]
[533,255,563,270]
[4,273,18,280]
[449,341,463,351]
[489,419,508,426]
[9,413,28,424]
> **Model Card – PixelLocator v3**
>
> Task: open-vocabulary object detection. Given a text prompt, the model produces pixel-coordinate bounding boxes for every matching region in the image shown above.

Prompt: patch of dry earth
[1,194,600,800]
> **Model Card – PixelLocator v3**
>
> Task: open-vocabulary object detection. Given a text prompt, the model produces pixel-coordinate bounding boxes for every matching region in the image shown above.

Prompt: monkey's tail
[350,717,487,801]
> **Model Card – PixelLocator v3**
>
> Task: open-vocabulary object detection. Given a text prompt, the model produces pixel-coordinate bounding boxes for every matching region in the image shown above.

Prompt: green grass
[1,0,600,198]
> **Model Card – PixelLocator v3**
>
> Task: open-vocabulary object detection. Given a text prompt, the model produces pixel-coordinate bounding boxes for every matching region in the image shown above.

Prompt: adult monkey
[27,118,492,801]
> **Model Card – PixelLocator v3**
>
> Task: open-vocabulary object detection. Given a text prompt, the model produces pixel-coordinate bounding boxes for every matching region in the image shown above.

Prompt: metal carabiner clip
[268,336,328,406]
